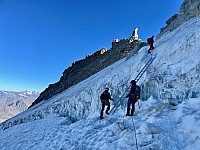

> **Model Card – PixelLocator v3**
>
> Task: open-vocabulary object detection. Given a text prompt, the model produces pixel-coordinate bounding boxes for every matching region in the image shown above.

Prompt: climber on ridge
[147,35,154,53]
[100,88,113,119]
[126,80,140,116]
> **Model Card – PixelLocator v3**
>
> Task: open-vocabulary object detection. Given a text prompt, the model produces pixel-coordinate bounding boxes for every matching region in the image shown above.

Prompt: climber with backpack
[147,35,155,53]
[100,88,113,119]
[126,80,141,116]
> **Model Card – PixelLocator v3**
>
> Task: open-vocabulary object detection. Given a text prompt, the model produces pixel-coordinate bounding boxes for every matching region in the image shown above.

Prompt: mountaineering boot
[106,110,109,115]
[106,103,110,114]
[131,107,135,116]
[100,110,104,119]
[126,106,130,116]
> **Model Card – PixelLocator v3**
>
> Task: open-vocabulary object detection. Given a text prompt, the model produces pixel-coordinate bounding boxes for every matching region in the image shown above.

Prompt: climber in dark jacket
[148,35,154,53]
[126,80,140,116]
[100,88,113,119]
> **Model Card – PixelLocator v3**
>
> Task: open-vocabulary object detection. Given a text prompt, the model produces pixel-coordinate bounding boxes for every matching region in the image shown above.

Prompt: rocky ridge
[157,0,200,39]
[30,29,144,107]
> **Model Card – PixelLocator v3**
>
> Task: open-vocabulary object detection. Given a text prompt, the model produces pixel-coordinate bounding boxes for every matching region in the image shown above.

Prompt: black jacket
[100,91,113,101]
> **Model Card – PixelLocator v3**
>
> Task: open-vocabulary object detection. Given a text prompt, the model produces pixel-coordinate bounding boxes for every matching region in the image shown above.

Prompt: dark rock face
[31,0,200,108]
[30,34,143,108]
[157,0,200,39]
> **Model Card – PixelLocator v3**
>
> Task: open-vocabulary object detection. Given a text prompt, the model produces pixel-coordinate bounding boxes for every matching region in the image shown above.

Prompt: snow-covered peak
[21,90,39,95]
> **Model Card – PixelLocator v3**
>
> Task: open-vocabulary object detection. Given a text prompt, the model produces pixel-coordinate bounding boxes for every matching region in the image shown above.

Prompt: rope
[118,50,158,149]
[109,52,157,149]
[121,99,139,150]
[122,97,139,150]
[131,116,139,150]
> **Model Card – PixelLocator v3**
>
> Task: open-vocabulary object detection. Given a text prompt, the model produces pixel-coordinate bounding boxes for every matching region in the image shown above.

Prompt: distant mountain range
[0,90,39,123]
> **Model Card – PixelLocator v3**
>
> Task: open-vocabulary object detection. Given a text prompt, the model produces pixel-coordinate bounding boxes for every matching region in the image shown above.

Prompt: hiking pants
[149,44,154,50]
[100,100,110,117]
[126,95,136,116]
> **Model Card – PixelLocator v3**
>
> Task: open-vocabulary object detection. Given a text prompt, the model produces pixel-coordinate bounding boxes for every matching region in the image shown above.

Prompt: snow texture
[0,15,200,150]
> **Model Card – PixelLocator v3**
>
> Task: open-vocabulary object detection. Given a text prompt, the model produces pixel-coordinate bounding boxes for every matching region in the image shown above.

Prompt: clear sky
[0,0,183,92]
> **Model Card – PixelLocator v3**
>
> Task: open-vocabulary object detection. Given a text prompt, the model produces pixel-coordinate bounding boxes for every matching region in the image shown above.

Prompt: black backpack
[100,92,105,100]
[135,85,141,98]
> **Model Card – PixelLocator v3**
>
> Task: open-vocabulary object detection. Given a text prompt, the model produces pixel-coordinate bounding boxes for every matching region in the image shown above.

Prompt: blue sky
[0,0,183,92]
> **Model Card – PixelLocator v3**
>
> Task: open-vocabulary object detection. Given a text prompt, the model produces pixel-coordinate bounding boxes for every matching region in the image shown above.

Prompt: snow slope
[0,15,200,150]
